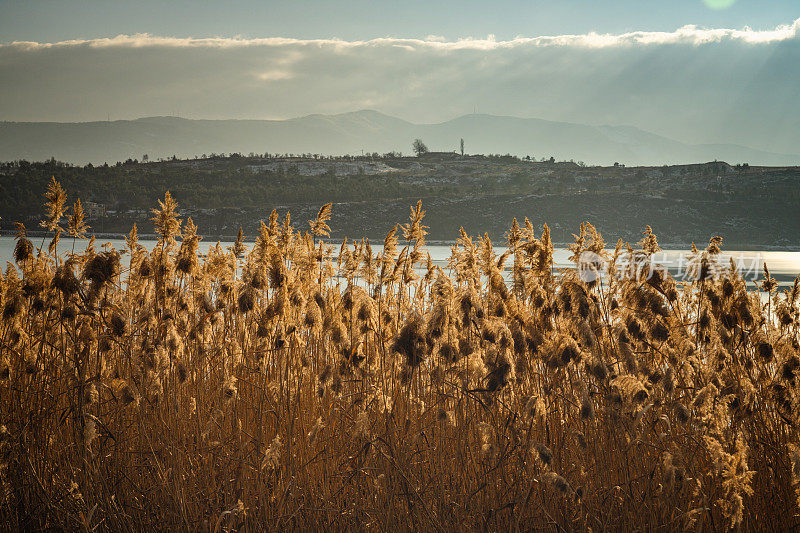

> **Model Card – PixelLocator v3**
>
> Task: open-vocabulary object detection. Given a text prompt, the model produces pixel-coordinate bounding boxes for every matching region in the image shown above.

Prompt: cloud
[255,70,294,82]
[5,18,799,50]
[1,19,799,152]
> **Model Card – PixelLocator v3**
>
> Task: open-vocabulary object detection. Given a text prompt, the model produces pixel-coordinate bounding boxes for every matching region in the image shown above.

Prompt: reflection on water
[1,236,798,287]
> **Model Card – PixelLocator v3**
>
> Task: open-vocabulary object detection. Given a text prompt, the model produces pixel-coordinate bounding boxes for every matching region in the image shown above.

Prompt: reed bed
[1,178,799,531]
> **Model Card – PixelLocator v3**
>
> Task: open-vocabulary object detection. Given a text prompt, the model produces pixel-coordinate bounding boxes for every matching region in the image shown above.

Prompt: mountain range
[2,110,798,166]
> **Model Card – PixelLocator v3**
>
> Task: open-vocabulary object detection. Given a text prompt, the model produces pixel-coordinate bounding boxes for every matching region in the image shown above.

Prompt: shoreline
[2,230,799,252]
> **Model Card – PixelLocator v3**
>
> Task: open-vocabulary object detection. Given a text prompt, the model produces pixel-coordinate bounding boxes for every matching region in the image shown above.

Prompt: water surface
[2,236,798,288]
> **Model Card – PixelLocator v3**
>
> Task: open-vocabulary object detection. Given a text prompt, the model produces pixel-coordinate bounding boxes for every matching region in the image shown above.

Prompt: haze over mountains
[2,110,798,166]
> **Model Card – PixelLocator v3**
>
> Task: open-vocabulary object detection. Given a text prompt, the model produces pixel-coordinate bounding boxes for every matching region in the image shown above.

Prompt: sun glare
[703,0,737,10]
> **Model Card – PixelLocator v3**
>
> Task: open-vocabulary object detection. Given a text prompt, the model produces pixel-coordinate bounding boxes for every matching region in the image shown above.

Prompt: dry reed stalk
[0,181,797,530]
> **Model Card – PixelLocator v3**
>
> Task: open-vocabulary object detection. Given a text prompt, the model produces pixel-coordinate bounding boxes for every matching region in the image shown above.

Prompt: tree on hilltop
[412,139,429,157]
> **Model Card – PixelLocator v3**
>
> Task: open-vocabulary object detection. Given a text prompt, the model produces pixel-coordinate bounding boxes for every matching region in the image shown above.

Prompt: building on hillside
[418,151,460,161]
[84,201,107,218]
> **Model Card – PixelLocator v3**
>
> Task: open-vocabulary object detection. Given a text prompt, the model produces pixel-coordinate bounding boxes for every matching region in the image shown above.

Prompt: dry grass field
[1,178,799,531]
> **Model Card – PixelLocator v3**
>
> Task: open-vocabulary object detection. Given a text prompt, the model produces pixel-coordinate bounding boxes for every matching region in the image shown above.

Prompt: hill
[2,110,799,166]
[2,155,798,249]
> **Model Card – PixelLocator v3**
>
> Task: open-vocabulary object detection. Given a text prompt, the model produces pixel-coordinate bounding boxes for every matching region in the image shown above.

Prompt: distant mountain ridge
[1,110,798,166]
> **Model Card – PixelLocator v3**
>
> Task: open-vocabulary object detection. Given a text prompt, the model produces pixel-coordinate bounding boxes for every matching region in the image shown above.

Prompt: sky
[1,0,799,152]
[1,0,797,42]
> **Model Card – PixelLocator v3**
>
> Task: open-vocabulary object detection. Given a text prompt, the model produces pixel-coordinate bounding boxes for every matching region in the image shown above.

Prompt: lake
[1,236,798,288]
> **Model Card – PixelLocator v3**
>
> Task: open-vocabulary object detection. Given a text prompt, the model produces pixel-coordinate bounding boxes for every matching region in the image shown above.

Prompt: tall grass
[1,179,799,531]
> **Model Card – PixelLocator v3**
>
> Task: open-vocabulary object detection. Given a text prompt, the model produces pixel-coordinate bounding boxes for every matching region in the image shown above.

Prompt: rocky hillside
[1,155,798,249]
